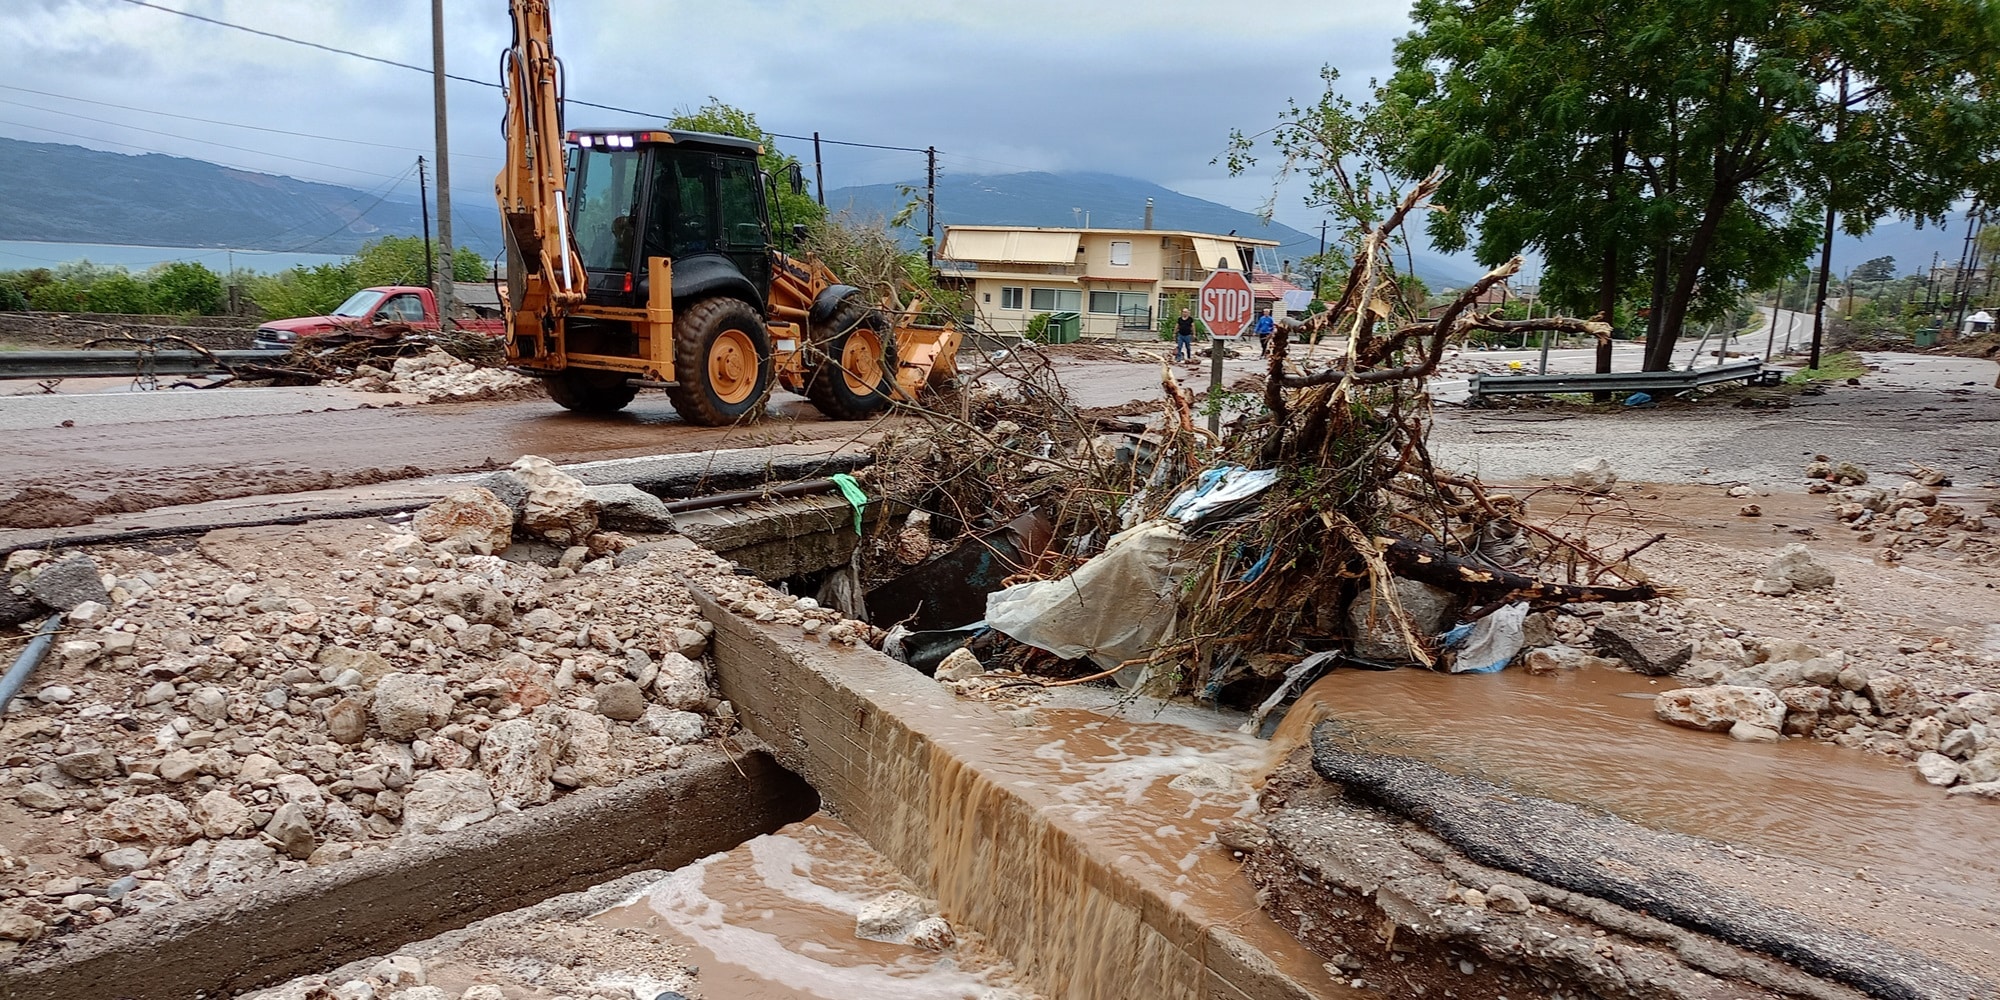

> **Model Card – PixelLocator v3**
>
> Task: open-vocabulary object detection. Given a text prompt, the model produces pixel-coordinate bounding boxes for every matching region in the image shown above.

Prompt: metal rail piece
[1465,359,1768,400]
[0,350,283,381]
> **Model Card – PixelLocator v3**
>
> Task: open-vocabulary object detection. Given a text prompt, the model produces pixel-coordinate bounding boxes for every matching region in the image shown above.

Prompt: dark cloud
[2,0,1410,235]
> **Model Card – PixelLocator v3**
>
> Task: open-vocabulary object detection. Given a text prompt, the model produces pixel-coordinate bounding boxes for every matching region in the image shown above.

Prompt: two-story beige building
[938,225,1280,340]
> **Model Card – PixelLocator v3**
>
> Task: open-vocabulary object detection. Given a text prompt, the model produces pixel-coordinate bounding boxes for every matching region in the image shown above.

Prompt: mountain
[1831,214,1979,278]
[825,170,1486,288]
[0,137,500,257]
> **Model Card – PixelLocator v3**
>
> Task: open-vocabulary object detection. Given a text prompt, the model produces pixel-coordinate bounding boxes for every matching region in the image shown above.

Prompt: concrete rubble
[341,349,541,404]
[0,455,878,957]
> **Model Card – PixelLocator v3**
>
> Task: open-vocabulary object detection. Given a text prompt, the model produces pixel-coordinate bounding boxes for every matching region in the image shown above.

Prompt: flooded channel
[1278,664,2000,920]
[602,688,1343,999]
[598,815,1027,999]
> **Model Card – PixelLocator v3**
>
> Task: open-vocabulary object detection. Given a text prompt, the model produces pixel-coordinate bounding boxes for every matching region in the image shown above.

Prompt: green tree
[668,98,826,235]
[246,261,361,319]
[83,270,154,314]
[1368,0,2000,370]
[0,282,27,312]
[1850,255,1896,284]
[148,261,226,315]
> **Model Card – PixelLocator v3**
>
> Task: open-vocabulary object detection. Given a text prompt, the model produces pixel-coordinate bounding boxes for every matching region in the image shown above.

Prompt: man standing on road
[1253,308,1276,358]
[1174,309,1195,362]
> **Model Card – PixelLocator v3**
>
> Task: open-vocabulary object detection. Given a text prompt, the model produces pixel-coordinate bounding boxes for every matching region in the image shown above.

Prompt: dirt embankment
[0,312,257,350]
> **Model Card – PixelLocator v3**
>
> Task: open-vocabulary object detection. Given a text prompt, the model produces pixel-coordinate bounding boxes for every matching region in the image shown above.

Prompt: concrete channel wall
[0,747,816,1000]
[693,586,1319,1000]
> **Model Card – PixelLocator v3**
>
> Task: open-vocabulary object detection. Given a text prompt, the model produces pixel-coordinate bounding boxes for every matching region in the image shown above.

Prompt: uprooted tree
[869,171,1666,700]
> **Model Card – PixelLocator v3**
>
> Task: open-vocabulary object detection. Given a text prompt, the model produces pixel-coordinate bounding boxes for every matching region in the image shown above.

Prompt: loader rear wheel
[667,297,772,426]
[804,298,897,420]
[544,368,637,414]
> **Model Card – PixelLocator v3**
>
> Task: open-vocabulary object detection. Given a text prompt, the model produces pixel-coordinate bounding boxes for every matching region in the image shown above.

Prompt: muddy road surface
[0,393,874,528]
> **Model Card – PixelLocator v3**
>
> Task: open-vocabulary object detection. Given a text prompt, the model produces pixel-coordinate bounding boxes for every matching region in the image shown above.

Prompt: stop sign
[1198,268,1254,339]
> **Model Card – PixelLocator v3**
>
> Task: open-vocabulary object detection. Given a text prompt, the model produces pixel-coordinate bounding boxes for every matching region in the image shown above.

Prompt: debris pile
[342,348,541,404]
[0,457,872,953]
[1656,634,2000,795]
[1806,459,1996,567]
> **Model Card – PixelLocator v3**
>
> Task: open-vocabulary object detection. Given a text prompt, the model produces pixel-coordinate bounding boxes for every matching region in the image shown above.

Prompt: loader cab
[564,127,772,311]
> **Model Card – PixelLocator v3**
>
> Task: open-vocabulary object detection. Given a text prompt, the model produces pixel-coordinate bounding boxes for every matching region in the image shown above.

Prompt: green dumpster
[1913,326,1940,348]
[1046,311,1082,344]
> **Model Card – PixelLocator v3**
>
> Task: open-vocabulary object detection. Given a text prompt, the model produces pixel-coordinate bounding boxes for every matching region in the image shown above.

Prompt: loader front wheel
[804,298,897,420]
[544,368,638,414]
[667,297,772,426]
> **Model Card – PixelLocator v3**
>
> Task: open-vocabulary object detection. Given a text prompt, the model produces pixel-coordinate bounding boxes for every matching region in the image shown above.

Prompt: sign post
[1198,264,1254,434]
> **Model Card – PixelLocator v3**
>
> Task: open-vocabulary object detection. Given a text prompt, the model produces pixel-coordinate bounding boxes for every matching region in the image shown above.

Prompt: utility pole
[417,156,435,289]
[925,145,937,267]
[1316,220,1328,298]
[430,0,455,330]
[812,132,825,207]
[1807,69,1847,371]
[1763,276,1782,359]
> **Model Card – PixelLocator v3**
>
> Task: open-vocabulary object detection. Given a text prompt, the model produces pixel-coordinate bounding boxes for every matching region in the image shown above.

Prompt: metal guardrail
[0,349,284,380]
[1465,358,1771,399]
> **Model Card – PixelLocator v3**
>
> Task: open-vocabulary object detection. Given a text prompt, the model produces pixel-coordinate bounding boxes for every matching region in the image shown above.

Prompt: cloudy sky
[0,0,1416,237]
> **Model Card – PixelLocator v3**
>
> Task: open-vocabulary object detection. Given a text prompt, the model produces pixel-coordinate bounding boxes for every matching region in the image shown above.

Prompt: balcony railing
[1161,263,1209,282]
[966,261,1084,275]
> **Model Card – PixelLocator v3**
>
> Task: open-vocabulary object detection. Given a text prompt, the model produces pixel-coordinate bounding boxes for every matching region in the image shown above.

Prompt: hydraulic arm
[496,0,584,335]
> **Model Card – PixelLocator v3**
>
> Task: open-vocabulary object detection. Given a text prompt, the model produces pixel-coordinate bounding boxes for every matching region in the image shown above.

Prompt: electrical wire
[0,98,413,181]
[0,83,500,161]
[113,0,934,153]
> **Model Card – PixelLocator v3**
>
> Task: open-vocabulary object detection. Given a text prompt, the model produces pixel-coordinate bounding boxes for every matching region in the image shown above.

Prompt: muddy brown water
[603,693,1344,999]
[598,815,1027,999]
[1276,665,2000,922]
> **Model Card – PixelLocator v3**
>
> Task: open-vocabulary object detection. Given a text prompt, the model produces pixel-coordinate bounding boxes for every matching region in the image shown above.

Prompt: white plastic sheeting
[1163,466,1278,526]
[983,520,1195,674]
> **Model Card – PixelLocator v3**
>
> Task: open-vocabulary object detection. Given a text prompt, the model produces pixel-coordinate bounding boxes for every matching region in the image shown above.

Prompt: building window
[1088,290,1149,314]
[1000,286,1024,310]
[1029,287,1080,311]
[1108,240,1132,266]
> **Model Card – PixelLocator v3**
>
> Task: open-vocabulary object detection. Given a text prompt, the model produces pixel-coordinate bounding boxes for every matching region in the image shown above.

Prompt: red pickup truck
[252,286,504,350]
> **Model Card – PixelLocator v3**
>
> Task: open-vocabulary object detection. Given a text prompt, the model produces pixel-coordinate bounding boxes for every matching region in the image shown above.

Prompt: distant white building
[1963,310,1993,335]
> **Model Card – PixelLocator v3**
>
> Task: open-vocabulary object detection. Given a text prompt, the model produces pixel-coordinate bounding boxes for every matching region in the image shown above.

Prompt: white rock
[187,687,230,723]
[478,719,554,808]
[170,837,279,897]
[935,648,986,682]
[1654,685,1787,733]
[509,455,599,546]
[1168,761,1239,793]
[35,685,75,705]
[855,889,931,943]
[634,707,706,744]
[58,640,103,667]
[1916,752,1960,786]
[1570,457,1618,494]
[98,846,150,872]
[400,769,496,835]
[370,954,426,988]
[1762,544,1835,591]
[86,794,197,845]
[193,789,254,839]
[372,673,452,740]
[650,651,710,711]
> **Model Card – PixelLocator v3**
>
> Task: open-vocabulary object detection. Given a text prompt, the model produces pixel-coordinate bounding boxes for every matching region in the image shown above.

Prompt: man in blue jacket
[1253,308,1276,358]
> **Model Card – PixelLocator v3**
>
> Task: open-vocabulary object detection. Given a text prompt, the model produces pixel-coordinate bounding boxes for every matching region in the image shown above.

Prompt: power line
[0,83,499,161]
[115,0,933,154]
[0,117,380,189]
[0,98,413,181]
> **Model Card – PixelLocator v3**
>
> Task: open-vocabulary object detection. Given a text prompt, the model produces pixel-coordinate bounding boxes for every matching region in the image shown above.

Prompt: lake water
[0,240,352,274]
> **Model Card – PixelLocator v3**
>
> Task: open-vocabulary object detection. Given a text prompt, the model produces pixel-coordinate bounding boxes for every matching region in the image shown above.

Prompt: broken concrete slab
[1302,725,1988,1000]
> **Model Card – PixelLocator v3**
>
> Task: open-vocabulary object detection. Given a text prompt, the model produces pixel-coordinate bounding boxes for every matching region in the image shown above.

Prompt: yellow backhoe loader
[494,1,959,425]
